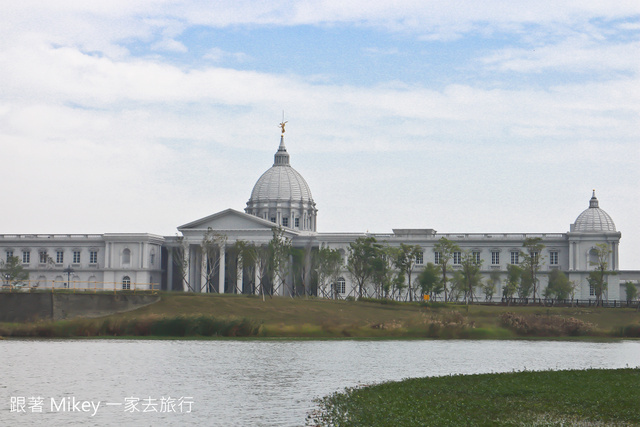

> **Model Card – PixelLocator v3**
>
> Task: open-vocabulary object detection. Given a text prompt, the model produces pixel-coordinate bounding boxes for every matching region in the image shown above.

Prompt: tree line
[170,229,625,305]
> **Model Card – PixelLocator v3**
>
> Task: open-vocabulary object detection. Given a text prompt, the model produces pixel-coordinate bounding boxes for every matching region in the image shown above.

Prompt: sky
[0,1,638,269]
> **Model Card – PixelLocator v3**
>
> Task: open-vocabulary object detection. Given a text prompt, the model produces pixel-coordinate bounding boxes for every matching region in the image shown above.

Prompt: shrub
[499,312,593,336]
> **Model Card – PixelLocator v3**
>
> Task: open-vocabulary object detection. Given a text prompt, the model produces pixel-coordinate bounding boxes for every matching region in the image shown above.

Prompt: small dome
[572,191,616,232]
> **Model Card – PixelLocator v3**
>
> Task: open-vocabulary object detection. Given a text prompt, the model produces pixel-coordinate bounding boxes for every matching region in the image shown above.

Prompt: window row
[432,250,559,266]
[269,216,301,229]
[6,250,99,265]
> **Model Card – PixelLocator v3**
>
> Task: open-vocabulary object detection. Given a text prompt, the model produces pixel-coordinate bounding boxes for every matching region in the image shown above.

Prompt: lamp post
[63,265,74,289]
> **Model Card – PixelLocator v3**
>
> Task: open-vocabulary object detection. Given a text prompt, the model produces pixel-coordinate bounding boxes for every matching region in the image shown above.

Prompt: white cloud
[0,1,639,269]
[481,38,640,73]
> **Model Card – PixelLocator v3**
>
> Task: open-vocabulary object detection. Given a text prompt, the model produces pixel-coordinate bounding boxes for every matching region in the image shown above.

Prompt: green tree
[393,244,423,302]
[482,270,501,302]
[417,262,442,300]
[459,250,483,304]
[0,256,30,288]
[172,235,193,292]
[449,271,464,302]
[623,282,637,303]
[269,227,292,296]
[520,237,545,300]
[371,246,399,299]
[433,237,460,302]
[587,243,614,306]
[315,245,343,299]
[544,269,572,303]
[201,228,228,293]
[291,242,315,296]
[347,237,382,299]
[235,240,257,294]
[504,264,521,304]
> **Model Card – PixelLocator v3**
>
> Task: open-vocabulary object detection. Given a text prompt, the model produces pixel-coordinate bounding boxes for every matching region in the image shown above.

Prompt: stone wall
[0,293,160,322]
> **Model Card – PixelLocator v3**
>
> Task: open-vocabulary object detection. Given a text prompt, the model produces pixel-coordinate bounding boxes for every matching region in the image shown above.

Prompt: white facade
[2,134,637,300]
[0,233,163,291]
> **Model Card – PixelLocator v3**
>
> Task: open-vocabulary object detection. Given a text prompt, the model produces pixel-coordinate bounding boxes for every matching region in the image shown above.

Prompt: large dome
[245,135,317,231]
[250,162,313,202]
[572,191,616,232]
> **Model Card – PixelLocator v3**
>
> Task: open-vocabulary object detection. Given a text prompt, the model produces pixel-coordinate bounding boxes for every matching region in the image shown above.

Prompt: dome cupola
[571,190,616,232]
[245,129,317,232]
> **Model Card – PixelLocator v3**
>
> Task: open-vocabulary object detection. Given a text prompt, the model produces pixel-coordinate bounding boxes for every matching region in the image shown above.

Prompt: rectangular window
[89,251,98,264]
[491,251,500,265]
[270,217,276,223]
[294,218,299,228]
[73,251,81,264]
[415,251,424,265]
[6,251,13,261]
[56,251,64,264]
[39,251,48,264]
[510,252,519,265]
[434,252,441,265]
[336,279,346,294]
[589,283,595,296]
[472,251,481,264]
[22,251,30,264]
[150,253,155,265]
[550,251,558,265]
[282,217,289,227]
[453,252,461,265]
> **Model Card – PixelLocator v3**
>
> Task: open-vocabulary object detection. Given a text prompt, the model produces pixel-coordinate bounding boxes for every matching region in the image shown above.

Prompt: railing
[491,297,639,308]
[1,280,160,294]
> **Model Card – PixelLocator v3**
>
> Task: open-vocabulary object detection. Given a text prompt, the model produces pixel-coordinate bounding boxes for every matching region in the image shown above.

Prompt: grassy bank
[308,368,640,426]
[1,293,639,338]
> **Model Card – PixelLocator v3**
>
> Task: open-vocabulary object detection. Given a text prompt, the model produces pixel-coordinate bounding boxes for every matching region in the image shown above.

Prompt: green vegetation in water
[308,368,640,426]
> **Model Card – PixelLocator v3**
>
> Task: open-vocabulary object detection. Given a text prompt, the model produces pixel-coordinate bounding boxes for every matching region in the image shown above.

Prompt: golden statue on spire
[279,111,287,135]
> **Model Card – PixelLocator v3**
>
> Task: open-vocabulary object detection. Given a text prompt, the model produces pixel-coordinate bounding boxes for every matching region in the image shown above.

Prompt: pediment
[178,208,285,232]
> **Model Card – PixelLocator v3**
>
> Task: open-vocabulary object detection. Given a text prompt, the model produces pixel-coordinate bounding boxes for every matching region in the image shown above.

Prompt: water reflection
[2,340,639,426]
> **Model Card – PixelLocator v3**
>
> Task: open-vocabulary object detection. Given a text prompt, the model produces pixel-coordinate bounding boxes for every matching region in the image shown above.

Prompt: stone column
[254,268,260,295]
[236,256,243,294]
[201,249,208,293]
[167,247,173,291]
[183,244,190,292]
[218,245,226,294]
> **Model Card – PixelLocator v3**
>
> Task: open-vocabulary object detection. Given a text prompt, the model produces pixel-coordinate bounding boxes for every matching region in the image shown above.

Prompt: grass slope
[309,368,640,426]
[1,293,639,338]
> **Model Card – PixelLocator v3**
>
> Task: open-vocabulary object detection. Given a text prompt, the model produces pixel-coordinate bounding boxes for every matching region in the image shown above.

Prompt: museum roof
[572,191,616,232]
[248,135,314,203]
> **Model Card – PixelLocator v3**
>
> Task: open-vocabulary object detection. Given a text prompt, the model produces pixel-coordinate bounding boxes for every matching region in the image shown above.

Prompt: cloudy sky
[1,1,639,269]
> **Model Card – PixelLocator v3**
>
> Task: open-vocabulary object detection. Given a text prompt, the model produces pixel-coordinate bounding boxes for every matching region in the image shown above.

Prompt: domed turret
[571,190,616,232]
[245,133,317,231]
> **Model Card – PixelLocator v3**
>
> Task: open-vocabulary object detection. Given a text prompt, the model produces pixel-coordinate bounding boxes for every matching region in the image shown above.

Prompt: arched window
[122,276,131,290]
[336,277,346,294]
[588,248,599,268]
[122,248,131,265]
[88,275,100,289]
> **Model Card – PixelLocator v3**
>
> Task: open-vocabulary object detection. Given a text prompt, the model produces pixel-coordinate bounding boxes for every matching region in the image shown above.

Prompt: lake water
[2,339,640,426]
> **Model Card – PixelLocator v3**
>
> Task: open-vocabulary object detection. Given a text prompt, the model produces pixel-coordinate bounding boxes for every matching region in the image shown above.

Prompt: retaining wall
[0,293,160,322]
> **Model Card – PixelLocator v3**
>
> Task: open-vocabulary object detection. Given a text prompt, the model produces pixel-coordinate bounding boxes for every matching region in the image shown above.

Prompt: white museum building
[1,132,638,300]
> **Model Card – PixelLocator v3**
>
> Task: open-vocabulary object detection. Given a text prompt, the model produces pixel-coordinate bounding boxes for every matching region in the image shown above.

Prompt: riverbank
[308,368,640,426]
[1,293,639,338]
